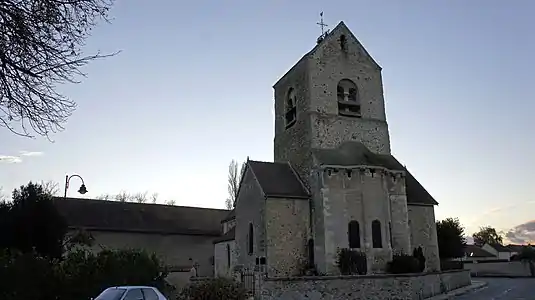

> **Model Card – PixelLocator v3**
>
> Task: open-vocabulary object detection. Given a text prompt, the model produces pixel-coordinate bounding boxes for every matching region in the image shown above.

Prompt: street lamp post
[64,174,88,198]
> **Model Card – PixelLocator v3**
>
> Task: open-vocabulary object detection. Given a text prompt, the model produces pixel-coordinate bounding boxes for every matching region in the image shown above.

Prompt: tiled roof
[465,245,495,258]
[248,160,309,199]
[53,197,229,236]
[312,141,438,205]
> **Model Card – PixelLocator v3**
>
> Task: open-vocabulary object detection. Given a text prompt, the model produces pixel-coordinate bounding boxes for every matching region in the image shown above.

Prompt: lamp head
[78,184,88,195]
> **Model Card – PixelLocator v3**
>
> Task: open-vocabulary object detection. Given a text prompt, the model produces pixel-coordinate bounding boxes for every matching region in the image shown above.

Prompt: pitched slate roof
[465,245,495,258]
[53,197,229,236]
[488,243,512,252]
[248,160,309,199]
[312,141,439,206]
[213,227,235,244]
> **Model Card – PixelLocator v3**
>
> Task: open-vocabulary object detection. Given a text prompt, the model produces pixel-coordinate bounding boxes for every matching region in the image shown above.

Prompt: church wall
[408,205,441,271]
[273,58,314,187]
[264,197,310,277]
[386,174,411,254]
[80,230,216,279]
[235,167,266,271]
[214,240,237,277]
[222,219,236,234]
[314,167,396,274]
[307,27,391,155]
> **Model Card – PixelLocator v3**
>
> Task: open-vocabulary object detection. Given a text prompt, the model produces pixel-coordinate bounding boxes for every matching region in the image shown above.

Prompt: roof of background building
[465,244,495,258]
[53,197,229,236]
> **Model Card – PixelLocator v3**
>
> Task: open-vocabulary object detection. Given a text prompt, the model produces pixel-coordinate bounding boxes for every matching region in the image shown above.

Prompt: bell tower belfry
[273,20,391,183]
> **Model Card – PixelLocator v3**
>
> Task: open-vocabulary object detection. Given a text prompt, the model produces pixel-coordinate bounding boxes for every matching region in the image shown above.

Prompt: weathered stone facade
[214,240,236,277]
[234,166,267,270]
[265,197,310,277]
[310,164,411,274]
[260,270,471,300]
[408,205,441,271]
[214,20,441,280]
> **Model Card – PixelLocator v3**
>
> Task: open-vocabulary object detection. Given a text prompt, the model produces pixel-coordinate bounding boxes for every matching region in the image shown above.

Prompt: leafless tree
[131,191,147,203]
[40,180,59,196]
[114,190,129,202]
[0,0,118,139]
[165,199,176,206]
[150,192,158,203]
[0,186,6,202]
[226,159,246,209]
[95,193,112,200]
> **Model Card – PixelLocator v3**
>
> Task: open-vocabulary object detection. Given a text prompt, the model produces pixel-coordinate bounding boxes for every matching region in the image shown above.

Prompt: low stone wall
[260,270,470,300]
[465,261,532,277]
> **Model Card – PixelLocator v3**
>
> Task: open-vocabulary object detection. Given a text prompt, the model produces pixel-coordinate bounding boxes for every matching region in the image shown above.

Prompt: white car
[94,286,168,300]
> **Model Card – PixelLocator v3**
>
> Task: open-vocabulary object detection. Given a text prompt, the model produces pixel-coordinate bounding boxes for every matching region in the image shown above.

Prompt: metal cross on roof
[317,12,328,36]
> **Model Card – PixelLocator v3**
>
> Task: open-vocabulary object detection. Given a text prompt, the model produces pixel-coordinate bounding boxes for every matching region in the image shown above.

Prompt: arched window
[372,219,383,248]
[339,35,347,51]
[337,79,361,117]
[348,220,361,248]
[248,223,254,255]
[285,88,297,128]
[226,244,231,267]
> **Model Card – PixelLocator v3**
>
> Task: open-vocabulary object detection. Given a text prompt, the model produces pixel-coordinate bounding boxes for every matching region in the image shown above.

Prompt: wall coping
[265,269,469,282]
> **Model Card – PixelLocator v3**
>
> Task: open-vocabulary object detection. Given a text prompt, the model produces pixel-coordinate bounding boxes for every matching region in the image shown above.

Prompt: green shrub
[387,253,421,274]
[439,260,464,271]
[0,248,170,300]
[412,246,426,272]
[0,250,59,300]
[178,277,248,300]
[335,248,367,275]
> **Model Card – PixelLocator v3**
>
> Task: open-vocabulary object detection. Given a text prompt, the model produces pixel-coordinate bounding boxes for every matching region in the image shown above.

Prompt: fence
[240,269,256,295]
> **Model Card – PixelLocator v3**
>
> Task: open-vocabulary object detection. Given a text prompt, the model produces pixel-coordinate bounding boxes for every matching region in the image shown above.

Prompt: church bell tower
[273,21,391,183]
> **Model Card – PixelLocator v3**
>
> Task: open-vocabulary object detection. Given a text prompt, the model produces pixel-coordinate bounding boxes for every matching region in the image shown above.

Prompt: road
[455,278,534,299]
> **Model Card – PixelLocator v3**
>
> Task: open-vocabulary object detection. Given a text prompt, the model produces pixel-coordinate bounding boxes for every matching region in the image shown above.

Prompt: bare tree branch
[150,192,158,203]
[131,191,147,203]
[40,180,59,196]
[0,0,119,139]
[226,159,246,209]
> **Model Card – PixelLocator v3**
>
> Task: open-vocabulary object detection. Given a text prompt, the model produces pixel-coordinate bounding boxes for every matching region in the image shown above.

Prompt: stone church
[213,21,440,277]
[53,21,440,287]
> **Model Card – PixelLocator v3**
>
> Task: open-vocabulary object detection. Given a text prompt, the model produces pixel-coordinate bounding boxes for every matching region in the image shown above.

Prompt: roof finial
[316,12,329,44]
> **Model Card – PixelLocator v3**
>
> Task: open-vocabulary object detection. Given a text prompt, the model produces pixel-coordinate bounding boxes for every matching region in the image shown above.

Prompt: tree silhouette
[0,182,67,259]
[473,226,503,246]
[0,0,118,138]
[436,217,467,259]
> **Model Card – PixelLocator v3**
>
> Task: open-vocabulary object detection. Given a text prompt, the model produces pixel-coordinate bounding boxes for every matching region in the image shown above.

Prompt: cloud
[0,151,43,164]
[0,155,22,163]
[19,151,44,157]
[504,220,535,244]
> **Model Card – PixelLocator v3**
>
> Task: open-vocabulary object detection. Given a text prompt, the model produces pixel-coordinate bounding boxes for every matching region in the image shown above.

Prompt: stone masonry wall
[260,270,471,300]
[386,173,411,254]
[408,205,441,271]
[312,166,411,275]
[273,58,314,187]
[235,166,266,271]
[308,24,391,155]
[265,197,310,277]
[214,240,236,278]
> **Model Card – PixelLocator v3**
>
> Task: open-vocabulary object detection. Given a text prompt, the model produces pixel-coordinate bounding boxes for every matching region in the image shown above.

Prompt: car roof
[107,286,157,289]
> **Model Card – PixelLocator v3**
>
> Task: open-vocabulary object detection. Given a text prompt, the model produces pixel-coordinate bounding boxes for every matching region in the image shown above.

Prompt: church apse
[310,142,412,274]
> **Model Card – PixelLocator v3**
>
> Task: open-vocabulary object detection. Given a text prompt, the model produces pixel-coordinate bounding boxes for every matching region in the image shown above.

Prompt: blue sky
[1,0,534,242]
